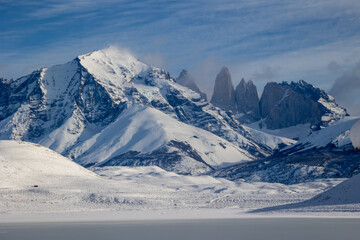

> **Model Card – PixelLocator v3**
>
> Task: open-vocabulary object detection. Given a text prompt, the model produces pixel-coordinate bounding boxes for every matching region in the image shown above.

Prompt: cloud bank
[329,61,360,116]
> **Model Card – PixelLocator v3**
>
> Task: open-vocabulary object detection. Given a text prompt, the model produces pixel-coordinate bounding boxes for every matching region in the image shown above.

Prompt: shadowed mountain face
[259,82,322,129]
[210,67,260,122]
[259,80,348,130]
[210,67,236,111]
[176,70,207,100]
[235,79,260,123]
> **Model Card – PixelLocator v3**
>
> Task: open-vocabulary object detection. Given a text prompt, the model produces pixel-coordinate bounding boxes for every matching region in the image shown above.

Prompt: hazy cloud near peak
[329,61,360,116]
[253,65,280,81]
[327,61,343,74]
[189,57,224,99]
[137,52,169,69]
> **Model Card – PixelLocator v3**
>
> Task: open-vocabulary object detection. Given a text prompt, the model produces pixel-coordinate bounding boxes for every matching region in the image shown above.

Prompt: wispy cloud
[329,61,360,116]
[253,66,279,81]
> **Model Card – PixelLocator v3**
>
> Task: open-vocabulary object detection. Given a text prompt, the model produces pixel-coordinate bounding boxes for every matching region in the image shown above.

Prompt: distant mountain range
[0,46,357,182]
[210,67,348,130]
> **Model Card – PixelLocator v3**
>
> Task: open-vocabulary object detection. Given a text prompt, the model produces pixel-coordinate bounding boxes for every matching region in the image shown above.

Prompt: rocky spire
[234,79,260,123]
[210,67,236,111]
[176,70,207,100]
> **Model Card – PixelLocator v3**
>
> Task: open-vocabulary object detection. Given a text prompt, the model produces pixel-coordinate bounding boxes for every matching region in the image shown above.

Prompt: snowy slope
[0,141,97,189]
[309,173,360,205]
[69,104,253,174]
[78,46,148,104]
[282,116,360,154]
[246,121,311,140]
[243,125,296,150]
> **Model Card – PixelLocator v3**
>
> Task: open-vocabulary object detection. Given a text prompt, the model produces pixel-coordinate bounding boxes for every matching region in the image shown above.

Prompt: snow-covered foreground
[1,141,359,223]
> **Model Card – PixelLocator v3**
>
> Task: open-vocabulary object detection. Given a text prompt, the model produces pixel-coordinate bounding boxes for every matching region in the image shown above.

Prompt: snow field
[2,140,357,218]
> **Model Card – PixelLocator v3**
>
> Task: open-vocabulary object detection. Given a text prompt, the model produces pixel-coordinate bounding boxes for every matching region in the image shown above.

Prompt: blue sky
[1,0,360,114]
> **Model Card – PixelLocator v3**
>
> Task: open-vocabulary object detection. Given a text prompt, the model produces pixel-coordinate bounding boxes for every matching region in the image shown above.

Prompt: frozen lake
[1,218,360,240]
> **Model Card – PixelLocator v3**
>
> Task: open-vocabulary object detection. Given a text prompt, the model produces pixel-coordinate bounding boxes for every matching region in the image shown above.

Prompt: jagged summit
[176,69,207,100]
[259,80,348,130]
[210,67,236,111]
[209,67,347,131]
[235,78,260,123]
[210,68,260,123]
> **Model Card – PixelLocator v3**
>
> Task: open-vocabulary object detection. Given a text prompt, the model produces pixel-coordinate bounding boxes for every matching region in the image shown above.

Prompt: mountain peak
[79,46,140,65]
[239,78,246,87]
[178,69,190,78]
[235,78,260,123]
[210,66,235,111]
[176,69,207,100]
[78,46,148,83]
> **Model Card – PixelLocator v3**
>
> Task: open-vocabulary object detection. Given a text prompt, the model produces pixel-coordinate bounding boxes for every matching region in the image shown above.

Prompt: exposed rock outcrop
[259,80,348,130]
[176,70,207,100]
[210,67,347,130]
[210,68,260,123]
[235,79,260,123]
[210,67,236,111]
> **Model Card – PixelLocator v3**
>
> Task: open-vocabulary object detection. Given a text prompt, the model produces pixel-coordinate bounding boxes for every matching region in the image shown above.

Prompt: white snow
[2,140,357,221]
[69,104,253,170]
[243,125,297,150]
[310,173,360,205]
[39,60,79,101]
[350,119,360,150]
[78,46,148,104]
[283,117,360,153]
[246,121,311,140]
[318,97,347,123]
[0,141,97,190]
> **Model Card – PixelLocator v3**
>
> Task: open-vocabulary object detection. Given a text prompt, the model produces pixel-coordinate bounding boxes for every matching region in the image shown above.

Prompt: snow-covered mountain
[214,117,360,184]
[0,140,98,190]
[0,47,294,174]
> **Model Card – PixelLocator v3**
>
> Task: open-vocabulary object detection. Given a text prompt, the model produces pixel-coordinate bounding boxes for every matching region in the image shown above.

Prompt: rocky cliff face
[176,69,207,100]
[210,68,261,123]
[235,79,260,123]
[210,67,236,111]
[210,67,348,130]
[259,80,348,130]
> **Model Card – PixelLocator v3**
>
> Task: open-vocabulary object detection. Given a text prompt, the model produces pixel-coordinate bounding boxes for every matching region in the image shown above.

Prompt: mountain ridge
[0,47,293,174]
